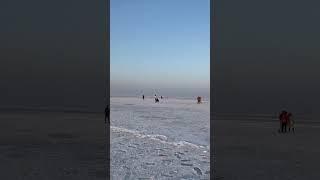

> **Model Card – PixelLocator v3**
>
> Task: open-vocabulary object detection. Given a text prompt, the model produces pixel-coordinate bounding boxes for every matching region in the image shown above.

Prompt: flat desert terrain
[0,111,106,180]
[214,115,320,180]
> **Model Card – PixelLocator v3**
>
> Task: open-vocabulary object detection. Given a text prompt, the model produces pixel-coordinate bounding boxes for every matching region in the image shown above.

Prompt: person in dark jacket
[154,94,158,103]
[197,96,202,104]
[105,105,110,124]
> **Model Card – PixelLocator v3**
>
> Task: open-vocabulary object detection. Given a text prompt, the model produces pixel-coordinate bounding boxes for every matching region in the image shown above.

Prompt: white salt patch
[111,126,205,149]
[110,97,210,179]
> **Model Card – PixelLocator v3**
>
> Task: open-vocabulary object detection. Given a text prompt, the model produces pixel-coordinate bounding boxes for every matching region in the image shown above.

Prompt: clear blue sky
[111,0,210,97]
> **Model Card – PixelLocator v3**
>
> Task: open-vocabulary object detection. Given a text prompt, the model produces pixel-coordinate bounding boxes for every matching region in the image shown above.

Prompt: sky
[110,0,210,97]
[0,0,106,111]
[213,0,320,116]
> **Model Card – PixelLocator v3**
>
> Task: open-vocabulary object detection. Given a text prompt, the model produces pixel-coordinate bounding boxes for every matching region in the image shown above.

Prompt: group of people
[278,110,294,133]
[142,94,203,104]
[142,94,163,103]
[154,94,163,103]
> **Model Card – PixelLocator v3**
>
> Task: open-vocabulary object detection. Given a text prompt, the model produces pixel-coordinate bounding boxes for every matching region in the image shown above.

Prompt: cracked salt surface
[111,97,210,179]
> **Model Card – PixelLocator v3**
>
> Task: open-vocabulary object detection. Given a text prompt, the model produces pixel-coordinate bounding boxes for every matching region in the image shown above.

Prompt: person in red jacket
[279,110,288,133]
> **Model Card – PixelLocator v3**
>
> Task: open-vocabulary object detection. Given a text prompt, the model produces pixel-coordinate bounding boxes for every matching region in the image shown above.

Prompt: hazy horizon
[110,86,210,99]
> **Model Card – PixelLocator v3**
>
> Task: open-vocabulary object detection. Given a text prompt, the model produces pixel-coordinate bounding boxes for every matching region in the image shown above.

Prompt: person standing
[281,111,288,133]
[288,113,294,133]
[279,110,288,133]
[142,94,145,100]
[105,105,110,124]
[278,111,283,132]
[197,96,202,104]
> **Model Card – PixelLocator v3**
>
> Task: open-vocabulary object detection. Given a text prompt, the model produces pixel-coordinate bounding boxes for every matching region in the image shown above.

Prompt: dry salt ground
[110,97,210,179]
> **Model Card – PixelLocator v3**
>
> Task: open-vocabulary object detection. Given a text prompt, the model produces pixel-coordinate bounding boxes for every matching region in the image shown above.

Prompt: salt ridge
[111,126,209,150]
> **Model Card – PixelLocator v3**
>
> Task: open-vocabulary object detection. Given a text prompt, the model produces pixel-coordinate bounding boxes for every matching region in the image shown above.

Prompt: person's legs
[284,123,287,133]
[279,122,282,133]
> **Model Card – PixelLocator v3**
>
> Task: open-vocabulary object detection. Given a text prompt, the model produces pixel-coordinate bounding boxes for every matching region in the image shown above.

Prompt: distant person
[197,96,202,104]
[142,94,145,100]
[105,105,110,124]
[278,111,283,132]
[287,113,294,133]
[160,96,163,99]
[154,94,157,103]
[279,110,288,133]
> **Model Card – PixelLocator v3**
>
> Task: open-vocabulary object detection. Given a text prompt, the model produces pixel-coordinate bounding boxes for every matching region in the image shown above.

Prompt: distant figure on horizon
[154,94,159,103]
[279,110,288,133]
[161,96,163,99]
[197,96,202,104]
[142,94,145,100]
[105,105,110,124]
[288,112,294,133]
